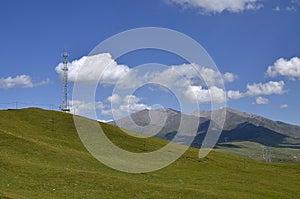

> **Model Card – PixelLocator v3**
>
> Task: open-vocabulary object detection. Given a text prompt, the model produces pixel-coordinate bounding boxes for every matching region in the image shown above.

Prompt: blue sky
[1,0,300,125]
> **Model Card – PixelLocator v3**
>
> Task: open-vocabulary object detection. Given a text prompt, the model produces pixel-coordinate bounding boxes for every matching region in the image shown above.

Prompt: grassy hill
[0,108,299,198]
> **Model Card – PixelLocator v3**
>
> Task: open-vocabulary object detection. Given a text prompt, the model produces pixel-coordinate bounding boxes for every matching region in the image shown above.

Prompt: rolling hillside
[0,108,300,199]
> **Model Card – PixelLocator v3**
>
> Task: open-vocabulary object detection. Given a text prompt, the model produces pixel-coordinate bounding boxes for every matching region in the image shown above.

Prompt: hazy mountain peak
[193,107,256,119]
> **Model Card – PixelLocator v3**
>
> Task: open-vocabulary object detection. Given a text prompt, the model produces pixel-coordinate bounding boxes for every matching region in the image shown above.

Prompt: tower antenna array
[60,51,70,112]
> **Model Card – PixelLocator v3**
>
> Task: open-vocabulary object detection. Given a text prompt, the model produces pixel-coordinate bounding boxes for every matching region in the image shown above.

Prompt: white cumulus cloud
[118,95,151,114]
[0,75,48,89]
[266,57,300,80]
[223,72,237,83]
[149,63,232,104]
[227,81,286,101]
[166,0,263,14]
[75,94,152,119]
[70,100,105,119]
[254,96,269,105]
[185,85,226,103]
[151,63,236,88]
[246,81,286,96]
[227,90,245,99]
[107,94,121,104]
[55,53,130,85]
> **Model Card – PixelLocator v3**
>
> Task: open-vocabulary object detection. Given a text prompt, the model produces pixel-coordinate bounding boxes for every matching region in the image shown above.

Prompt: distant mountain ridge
[110,108,300,162]
[193,108,300,138]
[110,108,210,140]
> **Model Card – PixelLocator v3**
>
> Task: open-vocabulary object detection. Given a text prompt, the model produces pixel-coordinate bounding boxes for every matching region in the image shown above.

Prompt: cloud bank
[57,53,292,115]
[56,54,236,104]
[166,0,263,14]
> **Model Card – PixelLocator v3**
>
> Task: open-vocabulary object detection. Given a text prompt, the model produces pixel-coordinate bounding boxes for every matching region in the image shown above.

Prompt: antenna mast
[61,51,70,112]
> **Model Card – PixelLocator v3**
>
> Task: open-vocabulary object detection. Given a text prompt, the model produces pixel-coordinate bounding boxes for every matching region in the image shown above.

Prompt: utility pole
[262,146,272,163]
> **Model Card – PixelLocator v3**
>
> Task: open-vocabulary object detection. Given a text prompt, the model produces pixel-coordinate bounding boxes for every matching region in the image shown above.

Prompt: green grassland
[215,141,300,163]
[0,108,299,198]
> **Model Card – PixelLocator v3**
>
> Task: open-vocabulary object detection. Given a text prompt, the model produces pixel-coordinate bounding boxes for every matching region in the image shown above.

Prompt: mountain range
[110,108,300,162]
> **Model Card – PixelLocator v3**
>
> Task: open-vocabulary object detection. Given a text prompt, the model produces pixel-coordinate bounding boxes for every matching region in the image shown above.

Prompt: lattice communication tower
[60,51,70,112]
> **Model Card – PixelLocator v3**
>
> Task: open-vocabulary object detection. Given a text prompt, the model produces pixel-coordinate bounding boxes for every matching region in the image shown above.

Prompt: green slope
[215,141,300,163]
[0,108,299,199]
